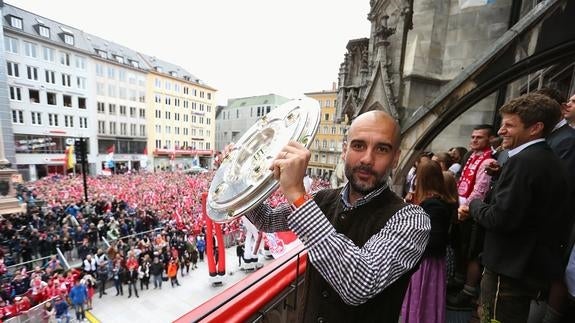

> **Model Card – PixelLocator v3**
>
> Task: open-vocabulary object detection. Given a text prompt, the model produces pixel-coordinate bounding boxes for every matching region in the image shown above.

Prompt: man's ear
[392,149,401,168]
[530,121,544,137]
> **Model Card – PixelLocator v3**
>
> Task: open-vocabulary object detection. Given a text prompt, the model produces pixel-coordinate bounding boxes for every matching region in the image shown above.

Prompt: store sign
[15,137,57,151]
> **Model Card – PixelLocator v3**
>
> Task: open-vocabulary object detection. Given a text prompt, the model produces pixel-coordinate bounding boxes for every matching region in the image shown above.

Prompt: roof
[226,94,291,109]
[2,2,214,88]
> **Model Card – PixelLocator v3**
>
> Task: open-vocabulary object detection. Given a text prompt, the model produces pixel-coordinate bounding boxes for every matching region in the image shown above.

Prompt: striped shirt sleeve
[246,199,430,306]
[288,201,430,306]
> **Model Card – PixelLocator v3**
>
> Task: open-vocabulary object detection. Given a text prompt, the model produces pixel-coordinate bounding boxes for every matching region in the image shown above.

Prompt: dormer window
[10,16,23,29]
[63,34,74,45]
[170,71,178,77]
[115,55,124,64]
[130,60,139,68]
[96,49,107,59]
[38,25,50,38]
[155,66,162,72]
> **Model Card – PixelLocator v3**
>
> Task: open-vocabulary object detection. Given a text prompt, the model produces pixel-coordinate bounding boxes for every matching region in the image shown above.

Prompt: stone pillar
[0,1,25,215]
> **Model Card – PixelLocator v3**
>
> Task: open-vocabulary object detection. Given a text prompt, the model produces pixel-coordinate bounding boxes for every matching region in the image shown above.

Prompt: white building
[3,4,92,180]
[215,94,290,151]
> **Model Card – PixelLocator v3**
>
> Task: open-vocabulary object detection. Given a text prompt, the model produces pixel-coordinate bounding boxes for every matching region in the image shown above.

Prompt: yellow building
[142,55,217,171]
[305,88,348,180]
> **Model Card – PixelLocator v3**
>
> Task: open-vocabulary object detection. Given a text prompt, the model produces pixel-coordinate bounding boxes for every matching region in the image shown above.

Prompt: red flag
[106,144,115,154]
[143,147,147,155]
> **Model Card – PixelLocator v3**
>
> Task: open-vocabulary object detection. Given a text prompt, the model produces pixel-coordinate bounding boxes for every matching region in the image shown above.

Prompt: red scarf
[457,148,492,198]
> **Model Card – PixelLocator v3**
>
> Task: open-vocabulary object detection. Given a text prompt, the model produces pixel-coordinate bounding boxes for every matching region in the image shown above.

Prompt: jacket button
[317,317,326,323]
[321,290,329,298]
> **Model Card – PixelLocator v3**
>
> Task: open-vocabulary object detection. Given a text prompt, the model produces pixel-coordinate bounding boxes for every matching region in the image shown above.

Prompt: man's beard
[344,164,390,196]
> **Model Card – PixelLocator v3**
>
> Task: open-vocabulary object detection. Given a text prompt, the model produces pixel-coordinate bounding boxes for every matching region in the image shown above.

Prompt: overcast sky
[7,0,371,105]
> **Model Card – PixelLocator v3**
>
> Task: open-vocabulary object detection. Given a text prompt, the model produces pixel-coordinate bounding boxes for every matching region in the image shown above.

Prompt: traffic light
[74,138,86,163]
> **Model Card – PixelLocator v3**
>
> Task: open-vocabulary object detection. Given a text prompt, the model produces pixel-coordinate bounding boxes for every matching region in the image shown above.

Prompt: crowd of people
[0,171,247,321]
[400,89,575,323]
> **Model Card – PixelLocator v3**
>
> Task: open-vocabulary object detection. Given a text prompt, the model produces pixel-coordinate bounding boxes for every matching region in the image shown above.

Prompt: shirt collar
[507,138,545,158]
[552,119,567,132]
[340,180,389,209]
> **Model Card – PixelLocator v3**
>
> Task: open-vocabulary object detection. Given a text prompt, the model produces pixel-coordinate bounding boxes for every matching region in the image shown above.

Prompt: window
[165,111,171,119]
[118,69,126,82]
[12,110,24,124]
[63,95,72,107]
[107,67,115,79]
[130,107,136,117]
[109,122,117,135]
[6,62,19,77]
[183,128,188,135]
[97,102,105,113]
[97,50,107,59]
[175,127,180,135]
[165,126,171,134]
[60,52,70,66]
[155,110,161,118]
[200,91,204,98]
[45,70,56,84]
[64,115,74,128]
[140,125,146,136]
[207,93,212,100]
[24,41,38,58]
[119,87,127,99]
[155,78,161,88]
[131,60,140,68]
[47,92,57,105]
[184,87,189,94]
[29,89,40,103]
[155,140,162,149]
[324,113,330,121]
[130,124,136,136]
[79,117,87,129]
[96,82,105,95]
[129,89,136,101]
[139,109,145,118]
[138,91,145,103]
[76,77,87,89]
[98,121,106,134]
[120,105,126,116]
[183,115,188,122]
[96,64,104,76]
[39,25,50,38]
[9,87,22,101]
[120,123,127,135]
[78,97,86,109]
[174,98,180,107]
[63,34,74,46]
[207,118,211,125]
[31,112,42,125]
[115,55,124,64]
[27,66,38,80]
[10,16,23,29]
[108,85,116,97]
[155,125,161,134]
[155,95,161,103]
[165,96,171,105]
[183,100,189,108]
[42,46,54,61]
[207,105,211,112]
[75,56,86,69]
[4,36,18,53]
[109,104,116,115]
[48,113,59,126]
[61,73,71,87]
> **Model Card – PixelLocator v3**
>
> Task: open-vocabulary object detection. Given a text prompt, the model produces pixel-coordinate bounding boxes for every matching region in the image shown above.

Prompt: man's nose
[359,150,374,164]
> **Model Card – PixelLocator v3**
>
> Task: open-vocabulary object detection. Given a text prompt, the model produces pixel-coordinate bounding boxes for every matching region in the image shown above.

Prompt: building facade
[215,94,290,152]
[305,87,348,180]
[1,3,216,179]
[336,0,513,151]
[141,54,217,171]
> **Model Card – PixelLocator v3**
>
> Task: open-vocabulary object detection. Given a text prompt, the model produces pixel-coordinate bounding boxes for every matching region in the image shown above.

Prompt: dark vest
[302,187,414,323]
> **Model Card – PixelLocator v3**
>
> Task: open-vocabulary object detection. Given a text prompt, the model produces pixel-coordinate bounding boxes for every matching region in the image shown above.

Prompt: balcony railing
[175,243,308,322]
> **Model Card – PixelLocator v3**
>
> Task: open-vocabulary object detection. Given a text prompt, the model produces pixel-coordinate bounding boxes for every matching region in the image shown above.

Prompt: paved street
[89,247,271,323]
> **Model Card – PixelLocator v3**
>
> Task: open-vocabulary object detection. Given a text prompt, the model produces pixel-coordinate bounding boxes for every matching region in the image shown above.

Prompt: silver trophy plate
[207,97,321,223]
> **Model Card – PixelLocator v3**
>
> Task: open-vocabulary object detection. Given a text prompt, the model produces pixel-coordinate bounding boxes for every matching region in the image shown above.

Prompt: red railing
[174,243,307,322]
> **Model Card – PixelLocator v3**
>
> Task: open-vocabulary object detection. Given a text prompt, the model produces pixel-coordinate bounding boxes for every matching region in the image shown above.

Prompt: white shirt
[507,138,545,158]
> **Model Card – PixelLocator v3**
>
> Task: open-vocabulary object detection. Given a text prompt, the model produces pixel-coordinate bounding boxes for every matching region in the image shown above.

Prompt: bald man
[247,110,430,322]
